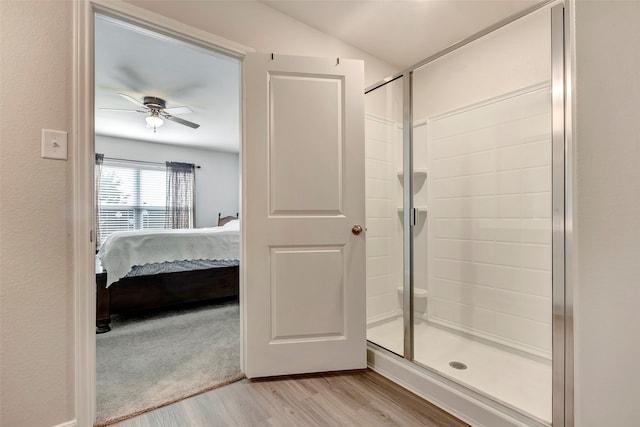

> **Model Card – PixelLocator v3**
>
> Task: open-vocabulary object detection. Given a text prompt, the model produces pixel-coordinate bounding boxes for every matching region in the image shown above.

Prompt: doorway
[76,3,368,426]
[92,11,243,425]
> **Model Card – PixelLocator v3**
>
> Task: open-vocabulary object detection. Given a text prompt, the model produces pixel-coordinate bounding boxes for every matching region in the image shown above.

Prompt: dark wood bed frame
[96,213,240,333]
[96,265,239,333]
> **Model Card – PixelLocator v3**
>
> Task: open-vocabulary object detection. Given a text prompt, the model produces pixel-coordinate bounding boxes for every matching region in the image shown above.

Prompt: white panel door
[243,53,366,378]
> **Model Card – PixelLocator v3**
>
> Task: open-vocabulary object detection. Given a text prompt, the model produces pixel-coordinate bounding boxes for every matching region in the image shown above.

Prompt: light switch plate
[41,129,68,160]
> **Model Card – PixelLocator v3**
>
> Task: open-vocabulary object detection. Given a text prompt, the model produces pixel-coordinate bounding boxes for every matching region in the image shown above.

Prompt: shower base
[367,317,551,424]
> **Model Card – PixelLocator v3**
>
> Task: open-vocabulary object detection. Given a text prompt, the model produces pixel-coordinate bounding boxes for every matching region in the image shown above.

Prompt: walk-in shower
[365,4,567,426]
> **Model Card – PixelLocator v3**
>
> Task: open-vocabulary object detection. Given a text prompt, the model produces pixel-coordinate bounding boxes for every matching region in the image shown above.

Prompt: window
[97,159,167,245]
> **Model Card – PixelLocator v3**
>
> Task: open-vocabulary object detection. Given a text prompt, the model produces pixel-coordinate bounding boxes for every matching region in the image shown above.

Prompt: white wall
[125,0,398,88]
[96,136,239,228]
[413,8,550,120]
[573,1,640,425]
[0,1,74,426]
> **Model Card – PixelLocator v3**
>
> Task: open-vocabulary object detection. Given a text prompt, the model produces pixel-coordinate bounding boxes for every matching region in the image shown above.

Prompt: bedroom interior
[93,13,242,425]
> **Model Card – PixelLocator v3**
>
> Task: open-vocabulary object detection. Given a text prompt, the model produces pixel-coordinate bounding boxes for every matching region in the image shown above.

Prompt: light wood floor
[109,369,468,427]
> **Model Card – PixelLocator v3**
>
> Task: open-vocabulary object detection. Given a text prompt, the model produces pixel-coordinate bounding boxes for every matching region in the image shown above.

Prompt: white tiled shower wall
[365,115,402,323]
[427,86,552,357]
[365,9,552,357]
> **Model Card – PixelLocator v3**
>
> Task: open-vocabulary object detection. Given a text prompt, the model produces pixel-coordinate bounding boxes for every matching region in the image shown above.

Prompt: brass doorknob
[352,225,363,235]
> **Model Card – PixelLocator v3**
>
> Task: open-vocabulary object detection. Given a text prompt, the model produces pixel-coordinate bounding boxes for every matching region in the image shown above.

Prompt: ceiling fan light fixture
[103,93,200,130]
[146,114,164,132]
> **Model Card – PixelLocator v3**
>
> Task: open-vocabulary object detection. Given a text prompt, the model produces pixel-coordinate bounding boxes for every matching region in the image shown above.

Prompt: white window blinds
[98,159,167,245]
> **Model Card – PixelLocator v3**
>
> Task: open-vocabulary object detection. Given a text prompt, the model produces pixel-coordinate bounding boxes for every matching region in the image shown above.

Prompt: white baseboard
[367,344,546,427]
[52,421,76,427]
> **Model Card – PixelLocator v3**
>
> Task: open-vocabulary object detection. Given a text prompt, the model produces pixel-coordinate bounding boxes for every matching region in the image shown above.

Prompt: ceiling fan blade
[100,108,146,113]
[163,114,200,129]
[117,93,147,109]
[163,106,192,115]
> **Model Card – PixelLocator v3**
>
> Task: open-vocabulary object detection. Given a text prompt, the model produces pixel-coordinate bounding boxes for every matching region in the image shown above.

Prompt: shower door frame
[365,2,573,426]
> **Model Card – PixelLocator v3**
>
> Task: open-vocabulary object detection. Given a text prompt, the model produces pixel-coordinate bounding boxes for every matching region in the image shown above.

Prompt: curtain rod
[102,156,201,168]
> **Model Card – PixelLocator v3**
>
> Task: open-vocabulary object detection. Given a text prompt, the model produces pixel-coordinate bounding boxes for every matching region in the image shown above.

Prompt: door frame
[72,1,252,424]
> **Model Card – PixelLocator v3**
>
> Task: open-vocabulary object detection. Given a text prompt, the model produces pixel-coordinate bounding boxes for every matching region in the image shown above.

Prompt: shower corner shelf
[396,169,427,180]
[397,207,428,215]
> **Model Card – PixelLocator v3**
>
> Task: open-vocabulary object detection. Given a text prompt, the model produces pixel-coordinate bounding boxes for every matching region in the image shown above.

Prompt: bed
[96,215,240,333]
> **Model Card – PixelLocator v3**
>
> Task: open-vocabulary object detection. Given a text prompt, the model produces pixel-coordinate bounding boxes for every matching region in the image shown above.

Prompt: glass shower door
[364,77,405,355]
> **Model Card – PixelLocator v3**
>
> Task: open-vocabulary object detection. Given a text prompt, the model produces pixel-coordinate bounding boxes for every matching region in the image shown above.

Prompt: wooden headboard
[217,212,239,226]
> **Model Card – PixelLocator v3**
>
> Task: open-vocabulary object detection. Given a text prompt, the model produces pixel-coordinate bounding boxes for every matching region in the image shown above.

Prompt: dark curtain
[165,161,195,229]
[95,153,104,248]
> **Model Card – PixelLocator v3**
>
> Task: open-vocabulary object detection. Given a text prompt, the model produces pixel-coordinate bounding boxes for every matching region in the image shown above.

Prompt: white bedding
[97,220,239,287]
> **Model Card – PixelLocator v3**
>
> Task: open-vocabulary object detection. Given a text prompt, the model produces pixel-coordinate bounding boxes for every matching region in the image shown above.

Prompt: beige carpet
[95,300,243,426]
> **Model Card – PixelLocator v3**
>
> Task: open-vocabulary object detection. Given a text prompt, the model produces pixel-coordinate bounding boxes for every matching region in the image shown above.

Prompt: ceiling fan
[101,93,200,132]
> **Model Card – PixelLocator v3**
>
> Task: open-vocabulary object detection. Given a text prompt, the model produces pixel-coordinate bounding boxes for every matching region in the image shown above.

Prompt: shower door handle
[351,224,363,235]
